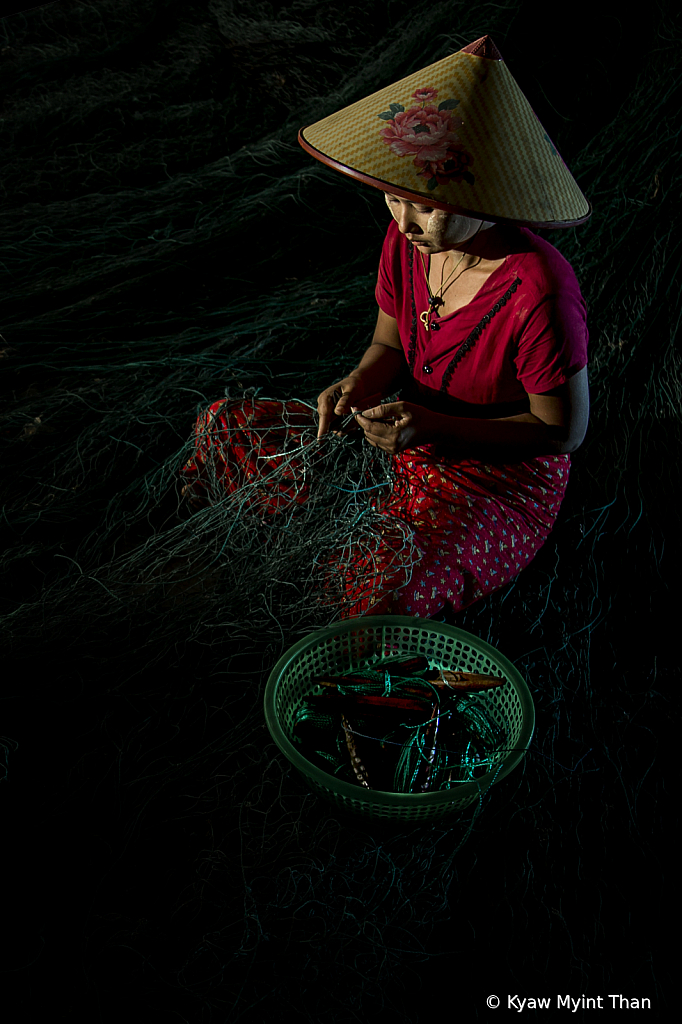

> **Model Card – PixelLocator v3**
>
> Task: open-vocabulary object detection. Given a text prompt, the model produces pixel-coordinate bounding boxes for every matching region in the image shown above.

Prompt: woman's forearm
[423,409,573,456]
[350,343,408,399]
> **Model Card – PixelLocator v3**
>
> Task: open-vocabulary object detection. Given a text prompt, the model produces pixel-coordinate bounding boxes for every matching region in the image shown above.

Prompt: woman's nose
[396,203,420,235]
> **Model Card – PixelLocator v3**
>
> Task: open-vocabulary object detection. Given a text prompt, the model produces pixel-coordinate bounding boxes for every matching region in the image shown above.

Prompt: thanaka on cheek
[426,209,448,241]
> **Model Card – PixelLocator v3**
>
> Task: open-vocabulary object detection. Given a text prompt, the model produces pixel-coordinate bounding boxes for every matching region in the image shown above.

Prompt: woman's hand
[317,379,385,439]
[353,401,433,453]
[316,375,365,438]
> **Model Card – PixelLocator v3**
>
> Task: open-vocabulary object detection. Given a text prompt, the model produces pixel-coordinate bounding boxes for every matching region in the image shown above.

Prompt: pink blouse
[375,219,588,417]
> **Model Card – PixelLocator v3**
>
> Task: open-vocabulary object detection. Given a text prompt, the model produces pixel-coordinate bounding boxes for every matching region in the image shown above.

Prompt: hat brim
[299,128,592,230]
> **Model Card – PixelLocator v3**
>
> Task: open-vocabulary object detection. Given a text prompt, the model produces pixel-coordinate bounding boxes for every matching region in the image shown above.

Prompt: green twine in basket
[264,615,535,823]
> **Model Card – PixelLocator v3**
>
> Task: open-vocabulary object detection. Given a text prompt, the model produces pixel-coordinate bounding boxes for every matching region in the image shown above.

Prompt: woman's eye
[384,196,432,214]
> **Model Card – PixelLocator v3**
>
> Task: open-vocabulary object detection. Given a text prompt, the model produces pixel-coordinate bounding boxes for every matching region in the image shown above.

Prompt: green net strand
[292,666,508,793]
[391,698,507,793]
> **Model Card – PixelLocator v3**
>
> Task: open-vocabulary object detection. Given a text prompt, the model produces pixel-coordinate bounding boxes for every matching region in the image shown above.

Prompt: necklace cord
[407,236,522,389]
[419,221,485,326]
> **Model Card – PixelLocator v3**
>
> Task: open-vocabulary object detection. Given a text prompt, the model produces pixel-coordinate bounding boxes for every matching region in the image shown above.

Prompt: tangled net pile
[1,369,423,666]
[0,1,679,1020]
[176,389,423,618]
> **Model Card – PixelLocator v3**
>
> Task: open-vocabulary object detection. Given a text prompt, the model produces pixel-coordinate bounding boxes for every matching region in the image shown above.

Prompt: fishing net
[1,0,679,1019]
[291,668,508,792]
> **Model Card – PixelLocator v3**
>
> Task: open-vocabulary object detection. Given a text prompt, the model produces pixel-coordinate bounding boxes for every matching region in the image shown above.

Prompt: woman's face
[383,193,494,253]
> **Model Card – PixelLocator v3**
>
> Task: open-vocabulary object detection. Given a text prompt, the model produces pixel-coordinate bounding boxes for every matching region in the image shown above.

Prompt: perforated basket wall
[264,616,535,822]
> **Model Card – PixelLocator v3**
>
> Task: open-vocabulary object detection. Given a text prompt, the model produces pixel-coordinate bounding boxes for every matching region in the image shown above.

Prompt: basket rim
[264,615,535,807]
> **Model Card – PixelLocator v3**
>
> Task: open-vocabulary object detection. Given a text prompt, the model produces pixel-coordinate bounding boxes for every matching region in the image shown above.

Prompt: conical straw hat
[298,35,591,228]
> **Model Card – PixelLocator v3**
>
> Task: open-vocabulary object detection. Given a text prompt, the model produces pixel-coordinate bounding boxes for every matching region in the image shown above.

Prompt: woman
[181,35,590,621]
[314,194,588,619]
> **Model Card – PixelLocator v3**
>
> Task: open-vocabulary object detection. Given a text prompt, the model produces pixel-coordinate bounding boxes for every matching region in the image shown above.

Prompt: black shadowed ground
[0,1,678,1020]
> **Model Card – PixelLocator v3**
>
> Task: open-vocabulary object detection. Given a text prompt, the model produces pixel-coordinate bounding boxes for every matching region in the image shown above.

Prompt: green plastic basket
[264,615,535,823]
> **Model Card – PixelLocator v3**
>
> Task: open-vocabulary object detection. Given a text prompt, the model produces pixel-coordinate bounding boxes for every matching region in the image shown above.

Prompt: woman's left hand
[352,401,433,454]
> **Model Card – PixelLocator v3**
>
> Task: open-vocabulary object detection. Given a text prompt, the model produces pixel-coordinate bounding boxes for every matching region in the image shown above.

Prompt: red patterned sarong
[180,398,570,620]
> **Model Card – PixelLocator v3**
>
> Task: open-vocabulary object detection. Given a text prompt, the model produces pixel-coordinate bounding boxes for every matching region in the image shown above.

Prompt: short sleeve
[513,285,589,393]
[375,224,399,319]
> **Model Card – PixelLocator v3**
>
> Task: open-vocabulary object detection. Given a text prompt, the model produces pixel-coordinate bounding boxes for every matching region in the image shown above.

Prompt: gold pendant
[419,310,430,332]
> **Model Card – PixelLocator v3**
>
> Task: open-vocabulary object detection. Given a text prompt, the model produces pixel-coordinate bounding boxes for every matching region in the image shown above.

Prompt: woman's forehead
[384,192,433,205]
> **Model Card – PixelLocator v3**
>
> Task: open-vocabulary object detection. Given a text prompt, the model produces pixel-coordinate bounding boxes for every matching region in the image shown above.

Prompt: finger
[358,405,410,430]
[317,394,339,438]
[333,392,353,415]
[317,409,330,438]
[320,391,364,438]
[354,411,377,431]
[355,403,385,420]
[354,411,397,434]
[359,401,401,420]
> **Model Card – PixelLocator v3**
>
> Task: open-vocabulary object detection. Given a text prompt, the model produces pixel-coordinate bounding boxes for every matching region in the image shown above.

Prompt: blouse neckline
[423,249,522,322]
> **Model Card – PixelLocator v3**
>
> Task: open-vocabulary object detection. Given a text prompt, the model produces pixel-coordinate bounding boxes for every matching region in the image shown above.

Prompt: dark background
[0,1,678,1020]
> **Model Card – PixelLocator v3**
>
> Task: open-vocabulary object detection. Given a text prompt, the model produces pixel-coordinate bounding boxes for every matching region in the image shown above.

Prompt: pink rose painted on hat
[380,105,462,162]
[411,87,438,102]
[377,87,474,190]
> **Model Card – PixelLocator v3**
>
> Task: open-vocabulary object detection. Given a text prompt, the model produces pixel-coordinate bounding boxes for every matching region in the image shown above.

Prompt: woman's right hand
[316,375,365,438]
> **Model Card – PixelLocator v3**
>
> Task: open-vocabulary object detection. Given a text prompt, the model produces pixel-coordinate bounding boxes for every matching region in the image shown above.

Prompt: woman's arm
[355,366,590,458]
[316,308,408,437]
[525,367,590,453]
